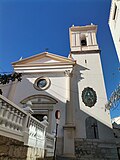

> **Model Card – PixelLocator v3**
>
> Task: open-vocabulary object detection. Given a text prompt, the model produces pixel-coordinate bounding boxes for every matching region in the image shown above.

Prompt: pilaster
[7,80,18,101]
[63,70,75,158]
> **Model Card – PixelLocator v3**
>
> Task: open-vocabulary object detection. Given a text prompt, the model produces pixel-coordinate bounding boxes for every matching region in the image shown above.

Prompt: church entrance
[21,94,58,132]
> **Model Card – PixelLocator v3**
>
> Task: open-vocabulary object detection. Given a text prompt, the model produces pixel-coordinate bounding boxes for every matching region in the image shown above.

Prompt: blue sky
[0,0,119,118]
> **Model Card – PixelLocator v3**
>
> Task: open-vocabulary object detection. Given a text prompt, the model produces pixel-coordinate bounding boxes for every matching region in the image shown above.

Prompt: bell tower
[69,23,99,52]
[67,24,116,159]
[69,24,112,136]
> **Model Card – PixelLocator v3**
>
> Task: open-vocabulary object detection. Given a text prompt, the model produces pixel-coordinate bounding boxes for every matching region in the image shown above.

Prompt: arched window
[85,116,99,139]
[81,34,87,46]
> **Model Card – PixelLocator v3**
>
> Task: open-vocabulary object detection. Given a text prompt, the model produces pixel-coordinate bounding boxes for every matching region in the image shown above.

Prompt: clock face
[82,87,97,107]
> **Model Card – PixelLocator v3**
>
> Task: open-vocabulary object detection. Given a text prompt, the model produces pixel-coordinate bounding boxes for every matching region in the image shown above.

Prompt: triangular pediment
[12,52,75,67]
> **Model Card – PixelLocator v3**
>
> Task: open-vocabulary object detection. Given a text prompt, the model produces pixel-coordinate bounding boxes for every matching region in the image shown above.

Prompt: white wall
[71,52,113,139]
[10,72,68,137]
[0,83,11,97]
[109,0,120,61]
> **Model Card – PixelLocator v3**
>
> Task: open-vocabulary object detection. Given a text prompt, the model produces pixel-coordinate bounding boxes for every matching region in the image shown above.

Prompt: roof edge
[12,52,75,66]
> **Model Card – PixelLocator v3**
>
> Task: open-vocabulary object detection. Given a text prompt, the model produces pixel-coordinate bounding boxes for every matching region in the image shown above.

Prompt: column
[92,32,97,45]
[87,32,92,46]
[64,70,74,125]
[47,109,53,133]
[7,80,18,101]
[63,70,75,158]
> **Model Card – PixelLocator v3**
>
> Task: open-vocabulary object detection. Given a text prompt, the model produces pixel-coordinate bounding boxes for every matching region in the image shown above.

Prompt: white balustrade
[27,116,47,149]
[0,94,55,158]
[0,95,27,141]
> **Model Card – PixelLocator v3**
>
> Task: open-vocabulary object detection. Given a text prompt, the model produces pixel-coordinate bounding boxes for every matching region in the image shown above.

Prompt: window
[34,77,51,91]
[81,39,87,46]
[37,79,47,88]
[86,117,99,139]
[71,33,87,47]
[113,4,117,20]
[80,35,87,46]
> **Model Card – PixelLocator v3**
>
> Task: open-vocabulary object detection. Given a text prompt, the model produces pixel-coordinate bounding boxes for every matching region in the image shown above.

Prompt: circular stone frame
[82,87,97,107]
[34,77,51,91]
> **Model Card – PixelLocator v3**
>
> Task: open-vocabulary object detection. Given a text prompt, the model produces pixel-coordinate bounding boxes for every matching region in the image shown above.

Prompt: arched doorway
[21,94,58,132]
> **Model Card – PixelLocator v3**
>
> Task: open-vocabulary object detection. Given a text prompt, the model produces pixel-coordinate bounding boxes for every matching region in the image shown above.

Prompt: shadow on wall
[71,63,114,140]
[17,74,67,156]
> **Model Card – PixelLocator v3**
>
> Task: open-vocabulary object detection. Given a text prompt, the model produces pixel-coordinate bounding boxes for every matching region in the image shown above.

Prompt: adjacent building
[109,0,120,61]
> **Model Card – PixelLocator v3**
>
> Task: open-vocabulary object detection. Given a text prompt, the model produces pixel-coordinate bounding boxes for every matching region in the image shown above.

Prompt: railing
[0,94,55,157]
[0,94,27,141]
[27,116,46,149]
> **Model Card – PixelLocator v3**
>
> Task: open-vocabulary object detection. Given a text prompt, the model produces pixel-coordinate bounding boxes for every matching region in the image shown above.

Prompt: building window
[80,35,87,46]
[81,39,87,46]
[71,33,87,47]
[113,4,117,20]
[34,77,51,91]
[85,116,99,139]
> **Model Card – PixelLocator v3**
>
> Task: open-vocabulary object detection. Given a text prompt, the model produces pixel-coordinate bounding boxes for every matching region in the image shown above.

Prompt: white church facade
[1,24,119,159]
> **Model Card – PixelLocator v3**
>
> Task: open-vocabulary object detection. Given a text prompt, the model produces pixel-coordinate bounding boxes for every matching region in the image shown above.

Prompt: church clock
[82,87,97,107]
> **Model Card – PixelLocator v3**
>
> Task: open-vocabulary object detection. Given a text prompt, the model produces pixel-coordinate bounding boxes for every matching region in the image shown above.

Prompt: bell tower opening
[81,34,87,46]
[69,23,99,52]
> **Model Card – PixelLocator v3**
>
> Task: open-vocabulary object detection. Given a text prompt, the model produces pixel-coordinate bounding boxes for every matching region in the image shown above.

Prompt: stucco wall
[71,52,113,139]
[9,72,67,137]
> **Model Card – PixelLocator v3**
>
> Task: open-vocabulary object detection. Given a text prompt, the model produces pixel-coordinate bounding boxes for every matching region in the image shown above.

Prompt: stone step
[37,156,75,160]
[36,157,54,160]
[56,155,75,160]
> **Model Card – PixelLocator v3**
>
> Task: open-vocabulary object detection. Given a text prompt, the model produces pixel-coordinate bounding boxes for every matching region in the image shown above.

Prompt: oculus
[82,87,97,107]
[34,77,50,91]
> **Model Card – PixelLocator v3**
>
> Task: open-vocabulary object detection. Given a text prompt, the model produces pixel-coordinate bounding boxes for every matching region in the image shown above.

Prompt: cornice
[13,62,76,68]
[70,24,97,33]
[70,49,101,54]
[12,52,75,66]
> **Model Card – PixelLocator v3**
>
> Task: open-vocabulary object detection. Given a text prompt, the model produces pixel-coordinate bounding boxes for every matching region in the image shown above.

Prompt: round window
[37,79,47,88]
[34,77,50,91]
